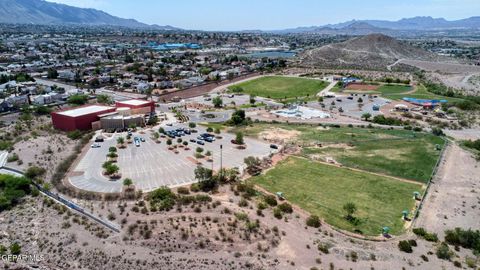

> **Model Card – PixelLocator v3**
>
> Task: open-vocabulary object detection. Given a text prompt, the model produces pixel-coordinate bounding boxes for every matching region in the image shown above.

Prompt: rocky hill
[300,34,437,70]
[0,0,178,30]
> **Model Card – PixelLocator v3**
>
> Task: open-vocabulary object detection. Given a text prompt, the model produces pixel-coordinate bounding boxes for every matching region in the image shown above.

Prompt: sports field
[252,157,423,236]
[233,123,445,182]
[382,84,464,102]
[228,76,328,99]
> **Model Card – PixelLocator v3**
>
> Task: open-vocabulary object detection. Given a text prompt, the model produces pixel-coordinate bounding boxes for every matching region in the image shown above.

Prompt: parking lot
[307,94,390,119]
[69,125,275,193]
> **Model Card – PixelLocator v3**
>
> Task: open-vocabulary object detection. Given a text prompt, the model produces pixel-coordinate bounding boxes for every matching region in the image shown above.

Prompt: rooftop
[118,99,151,106]
[57,105,114,117]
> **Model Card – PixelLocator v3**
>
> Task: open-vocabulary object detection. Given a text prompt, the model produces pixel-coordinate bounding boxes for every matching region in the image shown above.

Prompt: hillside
[300,34,437,70]
[0,0,178,30]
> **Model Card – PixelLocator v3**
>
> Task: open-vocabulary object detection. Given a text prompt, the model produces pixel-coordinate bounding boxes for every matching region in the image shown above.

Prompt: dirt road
[415,143,480,237]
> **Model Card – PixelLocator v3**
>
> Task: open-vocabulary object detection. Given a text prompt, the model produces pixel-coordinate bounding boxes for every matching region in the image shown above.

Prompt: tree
[117,137,125,145]
[343,202,357,220]
[249,95,256,105]
[97,94,113,104]
[235,132,244,145]
[47,68,58,79]
[123,178,133,187]
[244,156,262,176]
[67,94,88,105]
[25,166,46,180]
[228,109,247,126]
[361,113,372,121]
[188,122,196,128]
[212,96,223,108]
[104,164,119,175]
[357,97,363,103]
[194,166,217,191]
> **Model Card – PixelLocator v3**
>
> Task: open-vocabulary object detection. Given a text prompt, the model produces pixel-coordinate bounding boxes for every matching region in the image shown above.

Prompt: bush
[177,187,190,195]
[398,240,413,253]
[317,242,330,254]
[436,242,453,260]
[264,195,277,206]
[273,208,282,219]
[306,215,321,228]
[413,227,438,242]
[148,187,176,211]
[67,130,83,140]
[444,228,480,254]
[277,202,293,213]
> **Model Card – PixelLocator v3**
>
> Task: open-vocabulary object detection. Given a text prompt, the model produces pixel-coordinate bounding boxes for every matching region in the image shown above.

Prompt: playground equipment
[413,191,421,200]
[382,226,390,236]
[402,210,409,220]
[276,192,285,200]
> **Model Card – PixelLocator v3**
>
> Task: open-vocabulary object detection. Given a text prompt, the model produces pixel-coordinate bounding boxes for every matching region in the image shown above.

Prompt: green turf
[252,157,423,236]
[377,84,412,95]
[228,76,328,99]
[233,123,445,182]
[384,84,464,102]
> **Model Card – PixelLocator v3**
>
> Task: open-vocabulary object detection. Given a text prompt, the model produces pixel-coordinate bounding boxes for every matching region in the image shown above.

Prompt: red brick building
[115,99,155,113]
[51,105,116,131]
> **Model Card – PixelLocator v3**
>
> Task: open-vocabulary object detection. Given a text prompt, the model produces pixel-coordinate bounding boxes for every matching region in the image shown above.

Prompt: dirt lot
[415,143,480,238]
[2,175,478,270]
[345,83,380,91]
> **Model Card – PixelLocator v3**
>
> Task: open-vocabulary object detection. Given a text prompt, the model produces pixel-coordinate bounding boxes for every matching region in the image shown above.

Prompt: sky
[46,0,480,31]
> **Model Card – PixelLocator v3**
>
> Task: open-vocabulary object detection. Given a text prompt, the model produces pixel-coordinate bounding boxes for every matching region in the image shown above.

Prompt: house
[58,70,76,81]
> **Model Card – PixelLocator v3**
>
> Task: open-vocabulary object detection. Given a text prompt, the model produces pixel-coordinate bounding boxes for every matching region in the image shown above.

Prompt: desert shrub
[317,242,330,254]
[436,242,453,260]
[273,208,282,219]
[444,228,480,254]
[306,215,321,228]
[264,195,277,206]
[177,187,190,195]
[277,202,293,213]
[147,187,176,211]
[398,240,413,253]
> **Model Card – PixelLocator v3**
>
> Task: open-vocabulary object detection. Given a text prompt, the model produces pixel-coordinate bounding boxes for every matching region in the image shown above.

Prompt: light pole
[220,144,223,179]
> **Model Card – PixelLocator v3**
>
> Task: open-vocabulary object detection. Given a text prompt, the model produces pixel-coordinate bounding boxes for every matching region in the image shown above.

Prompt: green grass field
[228,76,328,99]
[233,123,445,182]
[383,84,464,102]
[252,157,423,236]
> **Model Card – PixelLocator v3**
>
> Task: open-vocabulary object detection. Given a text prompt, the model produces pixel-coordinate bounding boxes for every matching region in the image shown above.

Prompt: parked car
[204,137,213,143]
[91,143,101,148]
[197,136,205,141]
[270,144,278,149]
[140,138,146,142]
[94,137,104,142]
[190,139,197,143]
[197,140,205,145]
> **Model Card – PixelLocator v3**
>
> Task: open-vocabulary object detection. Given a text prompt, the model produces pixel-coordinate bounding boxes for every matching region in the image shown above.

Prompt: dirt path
[415,143,480,238]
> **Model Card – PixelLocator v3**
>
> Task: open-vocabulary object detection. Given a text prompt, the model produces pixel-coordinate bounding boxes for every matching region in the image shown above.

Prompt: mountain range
[0,0,179,30]
[0,0,479,33]
[276,16,480,34]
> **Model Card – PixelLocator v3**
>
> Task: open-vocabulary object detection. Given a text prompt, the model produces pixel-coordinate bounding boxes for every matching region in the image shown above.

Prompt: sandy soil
[259,128,301,143]
[415,143,480,238]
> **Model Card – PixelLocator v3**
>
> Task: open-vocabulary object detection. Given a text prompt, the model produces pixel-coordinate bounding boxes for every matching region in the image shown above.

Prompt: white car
[91,143,101,148]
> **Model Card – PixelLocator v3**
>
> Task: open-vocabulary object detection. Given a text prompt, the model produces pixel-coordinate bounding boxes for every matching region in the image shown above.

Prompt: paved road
[0,151,7,168]
[34,78,78,91]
